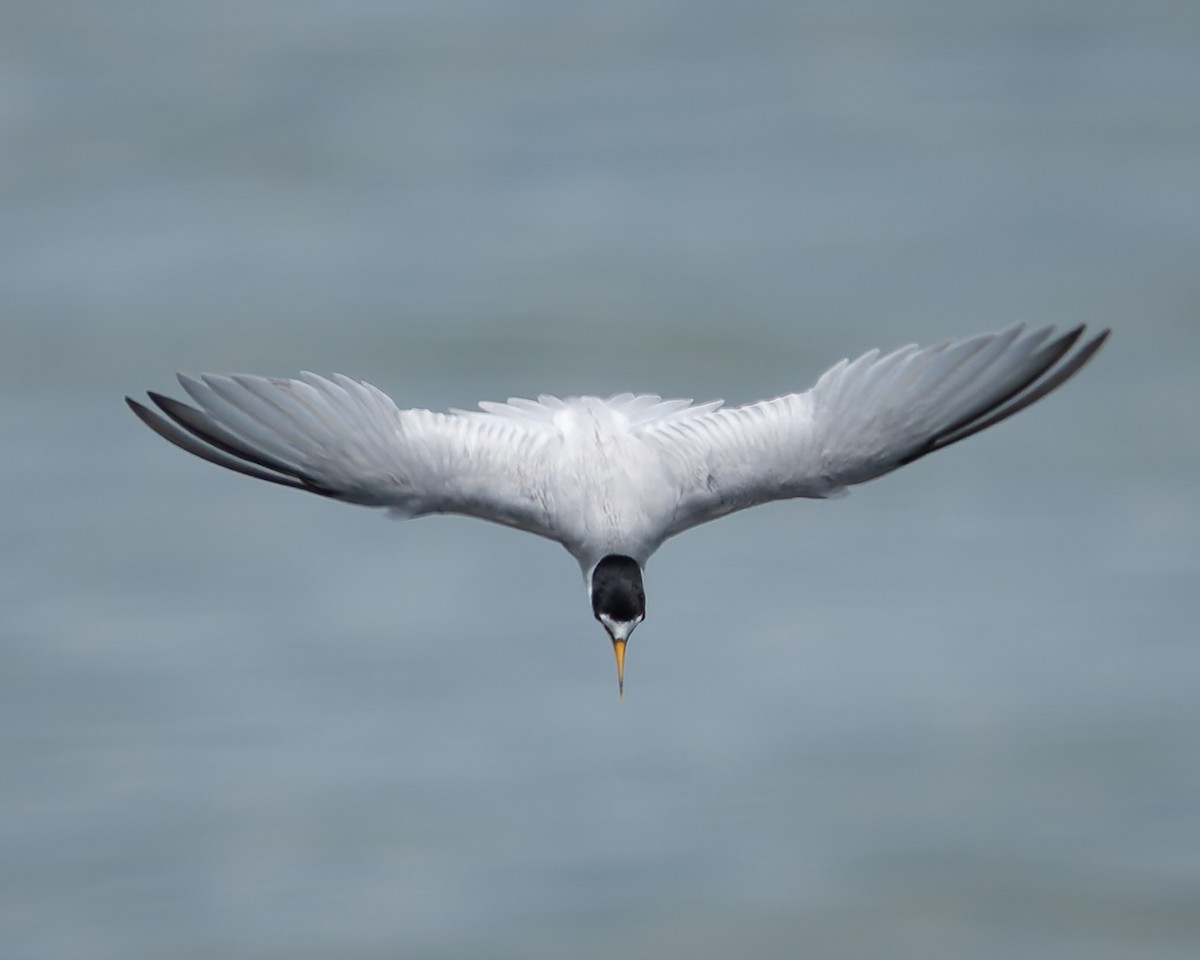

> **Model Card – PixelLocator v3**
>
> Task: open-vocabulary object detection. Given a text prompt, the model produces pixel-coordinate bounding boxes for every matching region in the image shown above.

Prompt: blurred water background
[3,2,1198,958]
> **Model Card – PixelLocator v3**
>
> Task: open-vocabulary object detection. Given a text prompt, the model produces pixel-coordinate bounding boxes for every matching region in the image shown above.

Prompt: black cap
[590,555,645,624]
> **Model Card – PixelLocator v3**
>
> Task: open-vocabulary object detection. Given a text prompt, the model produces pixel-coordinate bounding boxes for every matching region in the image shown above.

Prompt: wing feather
[151,390,325,484]
[126,395,323,492]
[127,373,562,539]
[644,323,1109,537]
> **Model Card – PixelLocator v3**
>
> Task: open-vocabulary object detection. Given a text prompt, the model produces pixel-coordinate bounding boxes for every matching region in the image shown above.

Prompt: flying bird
[127,323,1108,695]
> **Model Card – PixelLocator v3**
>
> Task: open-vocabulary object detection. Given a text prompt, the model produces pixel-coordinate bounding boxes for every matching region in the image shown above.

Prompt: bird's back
[468,394,719,569]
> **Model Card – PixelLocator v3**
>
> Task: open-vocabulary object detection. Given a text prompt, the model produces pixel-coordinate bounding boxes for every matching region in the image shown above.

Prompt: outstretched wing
[126,372,561,539]
[642,323,1109,538]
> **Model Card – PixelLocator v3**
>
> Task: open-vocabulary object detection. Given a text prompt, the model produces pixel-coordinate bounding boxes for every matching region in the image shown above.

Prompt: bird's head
[589,554,646,698]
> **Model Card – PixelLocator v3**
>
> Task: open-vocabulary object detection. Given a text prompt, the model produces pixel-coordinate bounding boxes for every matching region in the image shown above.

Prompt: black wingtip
[125,388,338,496]
[898,324,1110,467]
[126,394,164,428]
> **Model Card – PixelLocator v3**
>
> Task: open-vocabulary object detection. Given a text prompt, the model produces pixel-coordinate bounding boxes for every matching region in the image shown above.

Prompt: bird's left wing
[641,323,1108,539]
[126,373,562,539]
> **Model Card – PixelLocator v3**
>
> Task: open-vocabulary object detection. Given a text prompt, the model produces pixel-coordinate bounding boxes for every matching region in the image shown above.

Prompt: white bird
[127,323,1108,695]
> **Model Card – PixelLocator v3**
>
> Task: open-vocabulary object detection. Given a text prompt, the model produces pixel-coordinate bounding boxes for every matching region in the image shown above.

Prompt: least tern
[127,323,1108,695]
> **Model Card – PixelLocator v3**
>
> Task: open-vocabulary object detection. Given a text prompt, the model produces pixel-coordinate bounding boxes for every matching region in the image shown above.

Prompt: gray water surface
[3,3,1198,958]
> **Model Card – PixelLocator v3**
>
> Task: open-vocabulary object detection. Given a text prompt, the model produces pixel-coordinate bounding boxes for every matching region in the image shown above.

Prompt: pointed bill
[612,639,626,699]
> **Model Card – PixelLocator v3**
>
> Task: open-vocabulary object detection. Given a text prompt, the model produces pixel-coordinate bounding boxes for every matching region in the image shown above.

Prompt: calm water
[3,2,1199,958]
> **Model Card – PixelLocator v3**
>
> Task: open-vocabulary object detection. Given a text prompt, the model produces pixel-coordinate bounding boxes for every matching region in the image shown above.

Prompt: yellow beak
[612,639,627,700]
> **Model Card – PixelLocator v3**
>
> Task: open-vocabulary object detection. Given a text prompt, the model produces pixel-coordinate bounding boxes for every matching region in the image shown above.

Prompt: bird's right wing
[642,323,1108,539]
[126,373,562,540]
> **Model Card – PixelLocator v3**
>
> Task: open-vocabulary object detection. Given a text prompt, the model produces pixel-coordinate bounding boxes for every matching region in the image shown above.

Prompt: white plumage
[128,322,1107,693]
